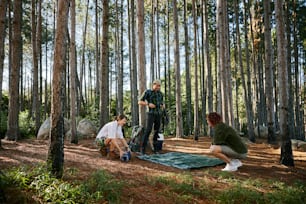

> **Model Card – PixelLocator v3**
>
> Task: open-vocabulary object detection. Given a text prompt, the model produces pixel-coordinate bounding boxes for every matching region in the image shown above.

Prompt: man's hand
[148,103,156,108]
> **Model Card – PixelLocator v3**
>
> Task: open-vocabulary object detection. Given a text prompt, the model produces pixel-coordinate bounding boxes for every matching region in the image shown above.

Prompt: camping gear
[128,125,145,152]
[121,151,131,162]
[154,133,164,152]
[137,152,225,169]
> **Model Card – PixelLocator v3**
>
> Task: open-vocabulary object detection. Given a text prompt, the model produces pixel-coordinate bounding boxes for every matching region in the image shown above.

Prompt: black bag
[162,109,169,126]
[128,125,145,152]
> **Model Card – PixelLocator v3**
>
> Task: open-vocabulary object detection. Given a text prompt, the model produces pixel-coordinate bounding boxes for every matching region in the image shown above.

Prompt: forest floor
[1,136,306,203]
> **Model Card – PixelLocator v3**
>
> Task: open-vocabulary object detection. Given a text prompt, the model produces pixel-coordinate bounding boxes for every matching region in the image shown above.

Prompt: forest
[0,0,306,203]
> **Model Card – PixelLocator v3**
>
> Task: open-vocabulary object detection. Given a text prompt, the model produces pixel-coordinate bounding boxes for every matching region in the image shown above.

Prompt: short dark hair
[115,114,127,121]
[206,112,222,126]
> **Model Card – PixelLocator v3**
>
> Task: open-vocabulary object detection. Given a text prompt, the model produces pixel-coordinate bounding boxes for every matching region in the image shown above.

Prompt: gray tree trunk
[0,0,7,146]
[243,0,255,142]
[129,0,138,126]
[37,0,42,130]
[95,0,100,110]
[293,0,303,140]
[192,0,199,140]
[203,0,213,136]
[47,0,69,178]
[183,0,191,136]
[173,0,183,138]
[31,0,40,134]
[275,0,294,167]
[119,0,124,114]
[137,0,146,127]
[264,0,276,144]
[5,0,22,141]
[70,0,77,144]
[217,0,230,124]
[285,1,295,141]
[100,0,110,127]
[150,1,155,82]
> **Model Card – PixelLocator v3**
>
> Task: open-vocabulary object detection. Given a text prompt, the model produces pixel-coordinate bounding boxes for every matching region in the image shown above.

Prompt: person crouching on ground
[96,114,131,161]
[206,112,248,172]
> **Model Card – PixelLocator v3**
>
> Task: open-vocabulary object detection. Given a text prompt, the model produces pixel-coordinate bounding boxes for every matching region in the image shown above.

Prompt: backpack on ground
[128,125,145,152]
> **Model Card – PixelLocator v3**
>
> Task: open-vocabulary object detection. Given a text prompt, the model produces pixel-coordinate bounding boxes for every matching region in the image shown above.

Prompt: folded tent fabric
[137,152,225,170]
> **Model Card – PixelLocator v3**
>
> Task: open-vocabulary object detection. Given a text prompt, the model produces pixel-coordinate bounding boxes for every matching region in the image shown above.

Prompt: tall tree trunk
[31,0,39,133]
[137,0,146,127]
[173,0,183,138]
[275,0,294,167]
[293,0,302,140]
[95,0,100,110]
[0,0,8,147]
[70,0,77,144]
[47,0,69,178]
[264,0,276,144]
[37,0,42,130]
[79,0,89,114]
[217,0,229,123]
[285,1,295,141]
[156,0,160,79]
[117,0,124,114]
[183,0,191,136]
[203,0,213,136]
[100,0,109,127]
[243,0,255,142]
[167,1,171,110]
[192,0,199,140]
[129,0,138,126]
[150,0,155,82]
[5,0,22,141]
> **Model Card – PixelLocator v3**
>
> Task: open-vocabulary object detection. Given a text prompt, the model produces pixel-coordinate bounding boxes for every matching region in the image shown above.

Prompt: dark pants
[142,113,161,153]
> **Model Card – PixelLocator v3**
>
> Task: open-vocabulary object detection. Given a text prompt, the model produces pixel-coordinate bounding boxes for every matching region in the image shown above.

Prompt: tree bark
[70,0,77,144]
[137,0,146,127]
[6,0,22,141]
[243,0,255,142]
[31,0,40,134]
[264,0,276,144]
[192,0,199,140]
[275,0,294,167]
[173,0,183,138]
[129,0,139,126]
[47,0,69,178]
[0,0,7,147]
[183,0,192,136]
[100,0,110,127]
[95,0,100,110]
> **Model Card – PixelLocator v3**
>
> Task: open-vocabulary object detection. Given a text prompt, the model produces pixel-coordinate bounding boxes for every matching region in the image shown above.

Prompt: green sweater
[212,123,248,154]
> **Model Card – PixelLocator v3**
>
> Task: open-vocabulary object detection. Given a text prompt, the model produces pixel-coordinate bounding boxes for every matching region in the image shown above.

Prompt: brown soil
[1,137,305,203]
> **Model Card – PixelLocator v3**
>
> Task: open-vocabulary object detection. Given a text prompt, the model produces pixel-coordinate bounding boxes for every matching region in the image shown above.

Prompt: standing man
[138,80,164,154]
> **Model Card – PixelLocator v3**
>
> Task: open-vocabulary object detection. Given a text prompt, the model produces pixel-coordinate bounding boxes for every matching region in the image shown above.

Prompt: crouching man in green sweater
[206,112,248,172]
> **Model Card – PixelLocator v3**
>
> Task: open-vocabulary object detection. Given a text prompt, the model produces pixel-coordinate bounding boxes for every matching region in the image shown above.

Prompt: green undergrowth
[1,164,305,204]
[0,164,124,204]
[146,171,305,204]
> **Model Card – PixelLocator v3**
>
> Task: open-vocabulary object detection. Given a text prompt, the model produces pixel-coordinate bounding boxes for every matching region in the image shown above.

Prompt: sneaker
[222,162,238,172]
[232,159,242,168]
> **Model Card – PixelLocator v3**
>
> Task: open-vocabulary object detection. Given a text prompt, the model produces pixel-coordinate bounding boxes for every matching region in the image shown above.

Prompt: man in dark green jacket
[207,112,248,171]
[138,80,164,154]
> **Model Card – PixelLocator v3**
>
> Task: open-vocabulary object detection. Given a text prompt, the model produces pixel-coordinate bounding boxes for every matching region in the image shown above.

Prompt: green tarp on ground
[137,152,225,170]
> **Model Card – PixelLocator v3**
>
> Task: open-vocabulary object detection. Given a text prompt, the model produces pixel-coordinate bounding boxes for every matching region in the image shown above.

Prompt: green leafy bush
[2,164,124,203]
[19,110,35,138]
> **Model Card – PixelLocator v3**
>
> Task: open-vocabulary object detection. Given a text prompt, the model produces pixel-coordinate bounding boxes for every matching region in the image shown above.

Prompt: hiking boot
[222,162,238,172]
[231,159,242,168]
